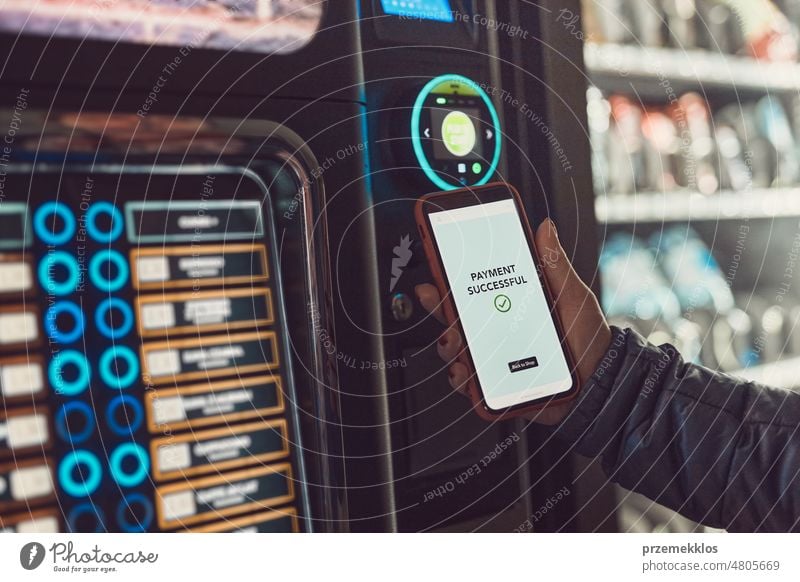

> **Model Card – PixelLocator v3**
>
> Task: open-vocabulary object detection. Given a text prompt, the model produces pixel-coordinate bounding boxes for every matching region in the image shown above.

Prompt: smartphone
[415,182,578,419]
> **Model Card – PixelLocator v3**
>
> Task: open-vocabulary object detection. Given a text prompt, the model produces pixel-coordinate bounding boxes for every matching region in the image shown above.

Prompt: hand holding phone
[415,183,611,422]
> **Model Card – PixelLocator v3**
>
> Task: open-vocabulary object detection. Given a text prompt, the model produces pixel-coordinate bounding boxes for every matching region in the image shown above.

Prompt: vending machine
[0,0,615,532]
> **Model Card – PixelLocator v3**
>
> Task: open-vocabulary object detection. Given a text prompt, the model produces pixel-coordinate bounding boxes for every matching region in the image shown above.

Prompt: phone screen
[429,197,573,410]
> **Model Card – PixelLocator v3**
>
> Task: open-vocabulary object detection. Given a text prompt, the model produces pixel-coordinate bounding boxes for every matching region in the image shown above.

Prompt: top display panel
[0,0,322,55]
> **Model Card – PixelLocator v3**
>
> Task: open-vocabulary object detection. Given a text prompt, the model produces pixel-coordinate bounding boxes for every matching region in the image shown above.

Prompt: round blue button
[86,202,124,244]
[99,345,140,390]
[109,443,150,488]
[106,395,143,436]
[38,251,80,296]
[95,298,134,340]
[45,301,85,344]
[59,450,102,498]
[49,350,91,396]
[34,201,76,246]
[116,493,153,533]
[89,250,129,292]
[55,401,95,444]
[67,503,105,533]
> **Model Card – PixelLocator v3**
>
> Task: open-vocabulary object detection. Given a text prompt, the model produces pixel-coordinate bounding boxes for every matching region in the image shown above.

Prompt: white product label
[161,490,197,521]
[7,414,49,449]
[141,303,176,330]
[152,396,186,424]
[137,256,170,283]
[10,465,53,501]
[184,298,231,325]
[182,345,244,370]
[0,262,32,293]
[0,312,38,344]
[177,215,220,230]
[1,362,44,398]
[157,442,191,473]
[16,516,59,533]
[147,350,181,377]
[177,256,225,279]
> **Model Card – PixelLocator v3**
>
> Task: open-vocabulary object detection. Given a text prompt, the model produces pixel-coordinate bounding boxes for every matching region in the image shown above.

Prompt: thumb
[535,218,590,303]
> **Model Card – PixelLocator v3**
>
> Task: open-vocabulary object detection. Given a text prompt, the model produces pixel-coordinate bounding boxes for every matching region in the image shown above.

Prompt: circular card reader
[411,74,501,190]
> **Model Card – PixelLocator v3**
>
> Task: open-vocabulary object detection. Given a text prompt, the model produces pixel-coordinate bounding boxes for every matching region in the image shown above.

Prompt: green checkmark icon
[494,294,511,313]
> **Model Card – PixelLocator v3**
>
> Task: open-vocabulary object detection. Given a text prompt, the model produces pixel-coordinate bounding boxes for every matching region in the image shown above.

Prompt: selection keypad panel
[0,170,303,532]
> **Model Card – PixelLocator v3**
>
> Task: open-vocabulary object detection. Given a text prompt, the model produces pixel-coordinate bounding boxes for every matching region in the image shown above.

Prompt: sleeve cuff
[551,325,630,451]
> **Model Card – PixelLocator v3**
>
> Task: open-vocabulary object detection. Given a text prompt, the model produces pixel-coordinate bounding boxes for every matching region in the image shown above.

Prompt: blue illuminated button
[116,493,153,533]
[34,201,76,246]
[95,298,134,340]
[49,350,91,396]
[85,202,123,244]
[89,250,129,292]
[59,450,102,498]
[106,395,143,436]
[99,345,139,390]
[109,443,150,488]
[67,503,105,533]
[45,300,85,344]
[55,401,95,444]
[38,251,80,296]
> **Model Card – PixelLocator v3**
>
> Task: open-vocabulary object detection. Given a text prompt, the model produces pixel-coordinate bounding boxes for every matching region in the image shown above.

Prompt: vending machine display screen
[0,167,305,533]
[380,0,454,22]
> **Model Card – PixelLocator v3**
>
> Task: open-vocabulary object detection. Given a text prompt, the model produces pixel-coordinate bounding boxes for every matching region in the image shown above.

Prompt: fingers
[437,326,462,361]
[448,362,469,395]
[415,283,446,325]
[535,218,591,303]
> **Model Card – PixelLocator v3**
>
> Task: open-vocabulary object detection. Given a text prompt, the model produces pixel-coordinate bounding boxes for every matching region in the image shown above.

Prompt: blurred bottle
[717,103,777,188]
[696,0,745,53]
[663,0,698,48]
[587,86,612,194]
[755,96,800,186]
[785,298,800,355]
[712,307,759,370]
[726,0,799,61]
[608,95,648,193]
[670,93,719,194]
[651,226,735,314]
[600,232,683,325]
[630,0,667,46]
[715,124,752,191]
[592,0,636,44]
[641,108,681,191]
[737,293,789,364]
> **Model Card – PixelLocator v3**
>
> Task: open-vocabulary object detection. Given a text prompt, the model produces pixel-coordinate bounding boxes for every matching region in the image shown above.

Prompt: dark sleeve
[553,326,800,532]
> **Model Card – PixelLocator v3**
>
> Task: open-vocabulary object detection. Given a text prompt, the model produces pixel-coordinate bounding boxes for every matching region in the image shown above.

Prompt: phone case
[414,182,579,421]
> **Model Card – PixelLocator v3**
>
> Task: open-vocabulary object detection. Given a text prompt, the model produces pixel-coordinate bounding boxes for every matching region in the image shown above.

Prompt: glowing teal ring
[89,250,129,292]
[99,345,139,390]
[49,350,91,396]
[411,74,502,191]
[109,443,150,488]
[58,450,102,498]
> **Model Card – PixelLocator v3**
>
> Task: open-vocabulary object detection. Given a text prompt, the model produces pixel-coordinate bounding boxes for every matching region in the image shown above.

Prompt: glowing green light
[441,111,477,157]
[436,97,447,105]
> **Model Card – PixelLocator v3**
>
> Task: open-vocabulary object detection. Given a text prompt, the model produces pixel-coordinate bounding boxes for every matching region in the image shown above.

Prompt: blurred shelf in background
[596,188,800,224]
[585,43,800,94]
